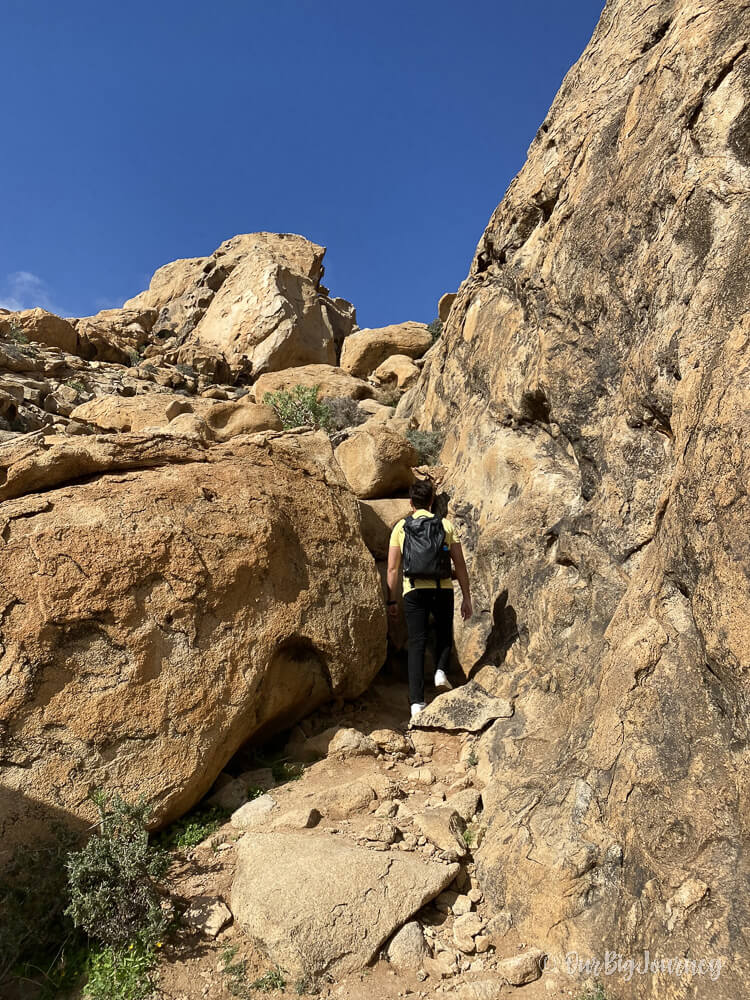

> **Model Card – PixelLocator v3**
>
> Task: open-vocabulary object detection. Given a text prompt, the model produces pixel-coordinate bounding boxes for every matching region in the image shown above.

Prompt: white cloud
[0,271,68,316]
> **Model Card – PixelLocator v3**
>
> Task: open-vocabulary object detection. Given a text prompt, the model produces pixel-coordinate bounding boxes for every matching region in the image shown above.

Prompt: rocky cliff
[402,0,749,996]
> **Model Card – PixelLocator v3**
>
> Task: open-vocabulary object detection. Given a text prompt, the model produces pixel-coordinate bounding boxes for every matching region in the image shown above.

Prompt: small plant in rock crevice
[6,322,29,344]
[263,384,332,431]
[427,318,443,342]
[321,395,366,433]
[406,428,445,465]
[576,985,612,1000]
[466,749,479,768]
[154,804,230,851]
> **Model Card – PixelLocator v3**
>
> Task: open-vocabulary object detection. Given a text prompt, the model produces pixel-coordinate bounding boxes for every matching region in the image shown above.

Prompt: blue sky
[2,0,604,328]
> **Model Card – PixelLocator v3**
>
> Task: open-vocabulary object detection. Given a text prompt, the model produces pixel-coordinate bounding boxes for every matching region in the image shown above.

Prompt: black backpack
[402,514,452,586]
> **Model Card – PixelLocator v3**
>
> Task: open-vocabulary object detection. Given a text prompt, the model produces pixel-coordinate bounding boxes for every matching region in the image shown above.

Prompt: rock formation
[0,429,386,854]
[402,1,750,997]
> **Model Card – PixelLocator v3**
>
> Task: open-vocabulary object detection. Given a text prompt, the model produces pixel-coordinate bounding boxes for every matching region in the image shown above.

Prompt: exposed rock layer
[403,2,750,997]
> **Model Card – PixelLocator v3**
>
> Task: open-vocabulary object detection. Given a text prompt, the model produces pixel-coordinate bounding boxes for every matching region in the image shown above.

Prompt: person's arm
[450,542,473,620]
[386,545,402,619]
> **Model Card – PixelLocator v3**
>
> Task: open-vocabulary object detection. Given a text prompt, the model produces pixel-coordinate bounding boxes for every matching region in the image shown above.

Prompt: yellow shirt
[389,509,457,595]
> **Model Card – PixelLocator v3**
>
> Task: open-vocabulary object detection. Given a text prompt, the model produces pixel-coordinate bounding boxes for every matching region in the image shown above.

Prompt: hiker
[386,478,472,719]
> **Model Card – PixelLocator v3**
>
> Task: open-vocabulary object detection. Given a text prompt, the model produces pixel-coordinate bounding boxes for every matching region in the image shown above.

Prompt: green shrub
[406,428,444,465]
[66,790,170,950]
[126,349,140,367]
[155,804,229,851]
[0,824,83,989]
[462,826,476,847]
[7,322,29,344]
[427,318,443,342]
[466,749,479,768]
[84,939,159,1000]
[221,948,286,996]
[66,379,87,394]
[262,385,332,431]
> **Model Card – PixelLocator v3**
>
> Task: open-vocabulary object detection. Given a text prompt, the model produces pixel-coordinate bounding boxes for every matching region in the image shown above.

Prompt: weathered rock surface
[386,920,429,971]
[231,832,459,978]
[0,430,386,852]
[253,363,374,403]
[0,308,79,354]
[403,1,750,996]
[335,425,418,499]
[358,498,411,558]
[340,322,432,379]
[411,682,513,732]
[372,354,420,390]
[125,233,357,378]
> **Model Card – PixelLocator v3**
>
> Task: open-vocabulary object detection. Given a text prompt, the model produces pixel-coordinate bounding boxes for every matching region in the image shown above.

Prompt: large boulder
[340,322,432,379]
[0,430,386,855]
[75,308,158,364]
[404,1,750,997]
[122,234,357,378]
[335,426,418,499]
[254,364,374,403]
[231,832,458,978]
[0,309,78,354]
[358,498,411,558]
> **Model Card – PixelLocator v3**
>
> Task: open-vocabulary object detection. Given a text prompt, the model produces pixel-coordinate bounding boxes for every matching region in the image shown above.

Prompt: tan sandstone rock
[335,425,418,499]
[0,430,386,852]
[340,322,432,379]
[0,309,79,354]
[400,1,750,996]
[231,832,459,978]
[253,363,374,403]
[358,498,411,558]
[372,354,421,390]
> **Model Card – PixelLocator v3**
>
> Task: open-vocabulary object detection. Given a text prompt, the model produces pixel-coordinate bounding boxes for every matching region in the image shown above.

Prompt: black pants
[403,587,454,705]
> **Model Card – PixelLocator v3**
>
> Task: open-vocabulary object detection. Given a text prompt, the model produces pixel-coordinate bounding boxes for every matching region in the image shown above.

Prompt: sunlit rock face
[403,1,750,996]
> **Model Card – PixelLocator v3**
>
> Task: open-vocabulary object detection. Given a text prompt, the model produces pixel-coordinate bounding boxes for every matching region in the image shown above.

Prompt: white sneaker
[410,702,426,719]
[434,669,453,692]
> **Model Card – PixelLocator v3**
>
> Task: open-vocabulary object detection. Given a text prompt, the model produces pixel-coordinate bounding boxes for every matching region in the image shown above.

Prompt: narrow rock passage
[154,674,568,1000]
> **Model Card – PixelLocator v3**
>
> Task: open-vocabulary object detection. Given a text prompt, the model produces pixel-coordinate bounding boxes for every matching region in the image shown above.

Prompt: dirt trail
[151,673,586,1000]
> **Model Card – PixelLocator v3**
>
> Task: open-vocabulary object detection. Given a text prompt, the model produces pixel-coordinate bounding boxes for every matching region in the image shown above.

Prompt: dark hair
[409,478,434,509]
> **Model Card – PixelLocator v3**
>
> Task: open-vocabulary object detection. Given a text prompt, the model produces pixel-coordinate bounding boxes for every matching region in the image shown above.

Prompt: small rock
[231,794,276,830]
[468,887,483,904]
[183,896,233,938]
[374,799,399,819]
[424,954,456,979]
[496,948,546,986]
[453,913,485,954]
[452,894,473,915]
[387,921,429,971]
[475,935,491,953]
[456,980,502,999]
[485,911,512,937]
[270,807,321,831]
[448,789,481,823]
[361,820,398,844]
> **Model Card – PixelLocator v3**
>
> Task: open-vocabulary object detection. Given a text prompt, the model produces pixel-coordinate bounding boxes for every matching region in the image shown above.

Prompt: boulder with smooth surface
[231,832,459,978]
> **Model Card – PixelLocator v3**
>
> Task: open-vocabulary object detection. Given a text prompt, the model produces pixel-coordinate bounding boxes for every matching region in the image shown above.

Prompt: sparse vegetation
[406,428,445,465]
[66,378,87,394]
[127,349,140,367]
[427,318,443,342]
[263,384,332,431]
[466,749,479,768]
[155,803,230,851]
[66,790,170,950]
[83,939,160,1000]
[221,947,286,996]
[576,985,611,1000]
[175,362,197,379]
[0,823,82,992]
[271,760,304,784]
[5,322,29,344]
[462,826,476,847]
[321,395,366,433]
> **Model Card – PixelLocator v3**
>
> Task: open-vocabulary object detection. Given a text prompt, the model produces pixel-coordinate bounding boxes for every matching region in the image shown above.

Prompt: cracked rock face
[0,430,386,856]
[403,1,750,996]
[231,831,458,978]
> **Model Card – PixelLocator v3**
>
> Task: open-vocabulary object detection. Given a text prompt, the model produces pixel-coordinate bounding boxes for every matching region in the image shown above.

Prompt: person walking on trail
[386,478,472,720]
